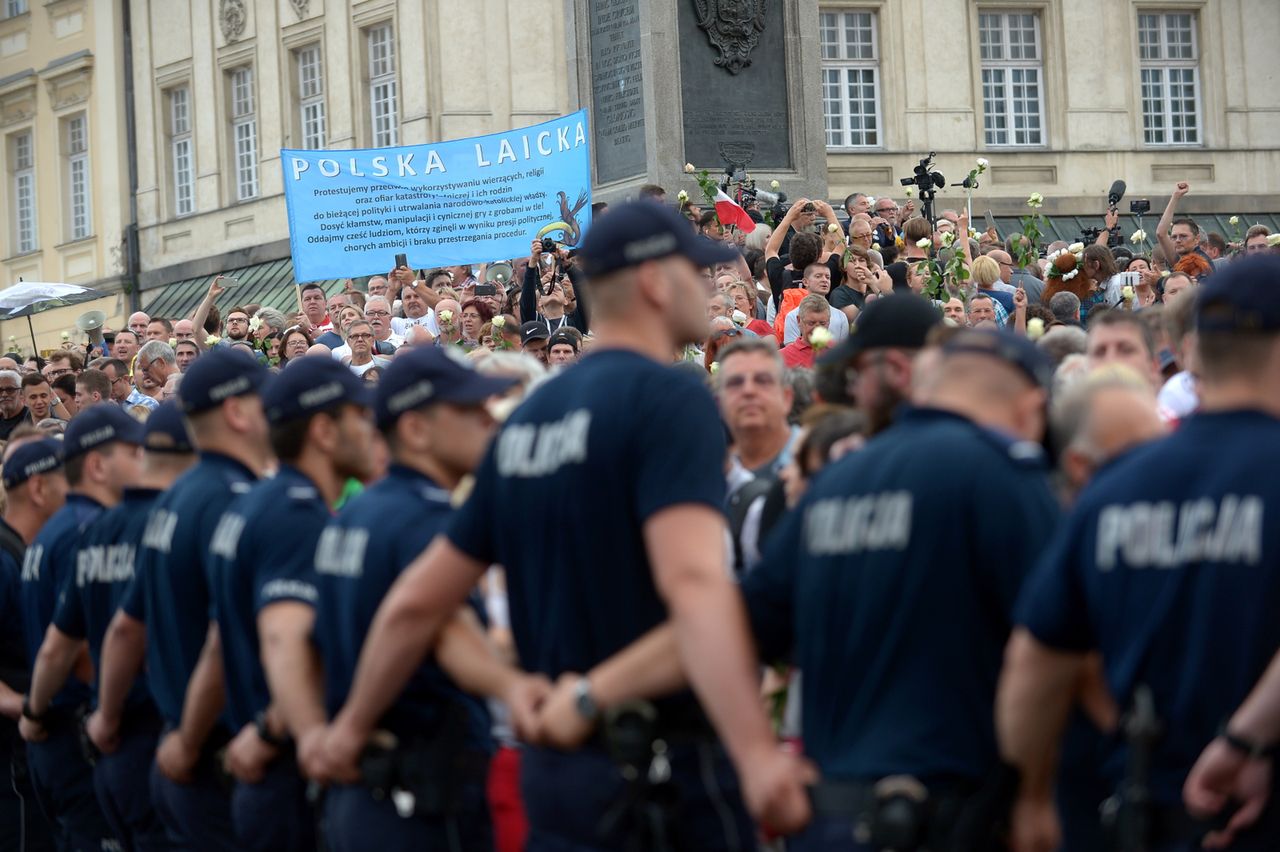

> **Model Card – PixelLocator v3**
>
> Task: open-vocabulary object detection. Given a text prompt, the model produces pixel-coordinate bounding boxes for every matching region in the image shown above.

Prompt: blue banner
[281,110,592,282]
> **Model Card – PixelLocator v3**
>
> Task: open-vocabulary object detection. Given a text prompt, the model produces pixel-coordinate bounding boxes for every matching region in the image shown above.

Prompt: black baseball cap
[521,322,550,346]
[375,346,517,428]
[143,400,197,454]
[943,328,1056,389]
[178,347,270,414]
[548,330,579,351]
[1195,255,1280,334]
[63,405,145,460]
[264,355,372,425]
[819,293,942,365]
[577,201,738,277]
[2,438,63,490]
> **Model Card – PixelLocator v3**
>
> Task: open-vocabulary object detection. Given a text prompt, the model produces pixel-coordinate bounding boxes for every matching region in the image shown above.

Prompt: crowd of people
[1,177,1279,852]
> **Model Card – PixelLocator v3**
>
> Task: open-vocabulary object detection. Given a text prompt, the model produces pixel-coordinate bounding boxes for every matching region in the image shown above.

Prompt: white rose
[248,316,262,333]
[709,361,720,374]
[205,334,221,346]
[904,187,915,198]
[916,238,932,249]
[683,163,695,174]
[1026,317,1045,341]
[61,331,70,341]
[941,231,956,248]
[438,310,453,324]
[1268,233,1280,247]
[976,157,989,168]
[828,223,840,233]
[808,326,834,350]
[732,310,748,326]
[677,189,689,202]
[1229,215,1240,226]
[491,315,506,329]
[1130,229,1147,243]
[1027,192,1044,208]
[1122,285,1135,302]
[770,180,780,190]
[1068,242,1085,254]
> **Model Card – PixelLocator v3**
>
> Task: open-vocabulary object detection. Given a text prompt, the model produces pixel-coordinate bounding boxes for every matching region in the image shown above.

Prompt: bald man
[128,312,150,337]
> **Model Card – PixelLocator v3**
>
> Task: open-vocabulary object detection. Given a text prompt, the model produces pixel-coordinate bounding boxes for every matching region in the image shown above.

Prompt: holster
[358,701,483,819]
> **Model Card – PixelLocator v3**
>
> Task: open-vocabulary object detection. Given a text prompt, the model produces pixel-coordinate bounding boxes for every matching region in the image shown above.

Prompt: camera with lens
[1129,199,1151,215]
[540,237,557,255]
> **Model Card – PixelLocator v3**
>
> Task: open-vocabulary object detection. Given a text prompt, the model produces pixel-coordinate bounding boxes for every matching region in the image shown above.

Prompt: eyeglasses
[348,333,375,341]
[876,206,898,214]
[0,386,18,395]
[365,310,390,318]
[721,372,778,390]
[227,317,248,324]
[45,368,71,378]
[712,328,744,341]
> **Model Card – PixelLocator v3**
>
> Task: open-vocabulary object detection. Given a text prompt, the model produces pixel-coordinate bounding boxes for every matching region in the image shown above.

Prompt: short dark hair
[903,216,933,243]
[52,373,77,396]
[1089,308,1156,357]
[1245,224,1270,241]
[300,283,325,298]
[269,405,345,463]
[20,372,48,390]
[49,349,83,371]
[149,317,174,333]
[1171,217,1200,236]
[101,358,128,378]
[787,232,823,273]
[76,369,110,398]
[225,305,250,320]
[698,210,719,229]
[637,184,666,200]
[1205,232,1228,254]
[65,442,119,487]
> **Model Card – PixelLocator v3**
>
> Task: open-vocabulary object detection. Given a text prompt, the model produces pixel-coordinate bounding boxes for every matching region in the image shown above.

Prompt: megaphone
[76,310,106,332]
[485,262,514,287]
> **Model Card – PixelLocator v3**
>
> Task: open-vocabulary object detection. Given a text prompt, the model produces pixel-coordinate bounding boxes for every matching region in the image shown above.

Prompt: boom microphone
[1107,180,1127,209]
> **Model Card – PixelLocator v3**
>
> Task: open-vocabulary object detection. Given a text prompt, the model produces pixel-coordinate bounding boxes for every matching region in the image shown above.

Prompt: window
[296,44,326,150]
[64,115,91,240]
[169,87,194,216]
[1138,12,1200,145]
[229,67,258,201]
[366,24,398,147]
[979,12,1044,146]
[9,132,36,254]
[819,10,881,148]
[4,0,28,18]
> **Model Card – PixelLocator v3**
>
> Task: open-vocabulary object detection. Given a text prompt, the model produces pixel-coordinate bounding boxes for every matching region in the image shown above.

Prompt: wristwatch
[573,677,600,723]
[21,697,45,723]
[1219,726,1274,760]
[254,710,288,748]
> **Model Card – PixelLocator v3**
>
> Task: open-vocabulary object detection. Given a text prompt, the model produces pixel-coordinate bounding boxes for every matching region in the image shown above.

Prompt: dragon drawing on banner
[536,189,590,247]
[693,0,768,75]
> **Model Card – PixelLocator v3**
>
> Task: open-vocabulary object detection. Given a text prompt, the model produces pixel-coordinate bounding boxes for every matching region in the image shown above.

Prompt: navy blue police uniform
[445,202,759,851]
[744,327,1061,851]
[52,403,194,851]
[0,440,64,852]
[1015,258,1280,850]
[120,350,269,851]
[205,356,370,852]
[314,347,515,852]
[19,408,143,851]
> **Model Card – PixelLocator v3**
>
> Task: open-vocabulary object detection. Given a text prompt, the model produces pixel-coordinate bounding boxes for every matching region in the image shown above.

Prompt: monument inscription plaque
[678,0,792,169]
[589,0,647,184]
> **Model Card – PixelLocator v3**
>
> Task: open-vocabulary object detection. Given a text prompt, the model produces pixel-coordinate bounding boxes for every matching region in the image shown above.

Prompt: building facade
[0,0,133,352]
[815,0,1280,218]
[130,0,571,316]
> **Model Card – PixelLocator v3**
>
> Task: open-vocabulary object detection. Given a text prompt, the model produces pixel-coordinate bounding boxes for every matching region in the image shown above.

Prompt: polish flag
[714,188,757,234]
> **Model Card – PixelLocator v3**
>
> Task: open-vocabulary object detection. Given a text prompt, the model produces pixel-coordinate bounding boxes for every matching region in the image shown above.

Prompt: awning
[141,258,351,321]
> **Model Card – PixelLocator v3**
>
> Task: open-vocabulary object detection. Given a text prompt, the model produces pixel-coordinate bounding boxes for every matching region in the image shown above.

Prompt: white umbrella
[0,280,107,354]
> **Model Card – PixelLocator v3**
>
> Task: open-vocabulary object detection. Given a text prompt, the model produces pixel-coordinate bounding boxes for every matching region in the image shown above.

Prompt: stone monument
[568,0,828,203]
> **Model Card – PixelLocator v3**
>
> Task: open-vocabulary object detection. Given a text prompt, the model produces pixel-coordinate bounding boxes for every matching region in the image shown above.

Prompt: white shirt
[348,357,390,376]
[1158,370,1198,419]
[391,310,440,337]
[783,303,850,345]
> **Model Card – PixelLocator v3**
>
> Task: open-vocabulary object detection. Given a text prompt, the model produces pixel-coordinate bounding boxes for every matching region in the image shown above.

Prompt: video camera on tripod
[720,163,788,224]
[899,153,946,227]
[1079,180,1128,248]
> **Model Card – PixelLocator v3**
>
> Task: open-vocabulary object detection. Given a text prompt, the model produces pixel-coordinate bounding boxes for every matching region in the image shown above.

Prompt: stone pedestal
[567,0,828,203]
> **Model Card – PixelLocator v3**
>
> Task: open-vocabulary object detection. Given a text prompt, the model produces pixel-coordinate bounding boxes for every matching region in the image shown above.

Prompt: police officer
[24,402,195,851]
[318,201,813,849]
[18,406,144,851]
[742,326,1060,851]
[89,348,271,852]
[196,355,375,851]
[1002,255,1280,852]
[310,346,528,851]
[0,436,65,852]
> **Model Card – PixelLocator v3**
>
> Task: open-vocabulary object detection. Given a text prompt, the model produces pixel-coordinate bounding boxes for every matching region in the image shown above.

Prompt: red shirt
[781,339,816,369]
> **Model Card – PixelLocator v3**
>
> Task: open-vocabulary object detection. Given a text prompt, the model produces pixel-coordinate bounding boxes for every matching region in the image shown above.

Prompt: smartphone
[984,210,996,232]
[220,276,239,286]
[475,283,497,297]
[394,253,408,269]
[1119,271,1141,289]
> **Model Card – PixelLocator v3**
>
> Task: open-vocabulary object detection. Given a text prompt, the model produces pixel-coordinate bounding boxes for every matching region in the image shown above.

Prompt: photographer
[521,239,589,336]
[763,198,844,318]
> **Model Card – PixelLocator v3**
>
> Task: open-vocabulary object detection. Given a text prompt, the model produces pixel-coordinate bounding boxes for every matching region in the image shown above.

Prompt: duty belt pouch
[360,701,471,819]
[598,702,681,852]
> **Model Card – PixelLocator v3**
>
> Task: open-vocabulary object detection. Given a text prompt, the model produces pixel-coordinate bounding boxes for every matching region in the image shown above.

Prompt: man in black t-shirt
[0,371,29,441]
